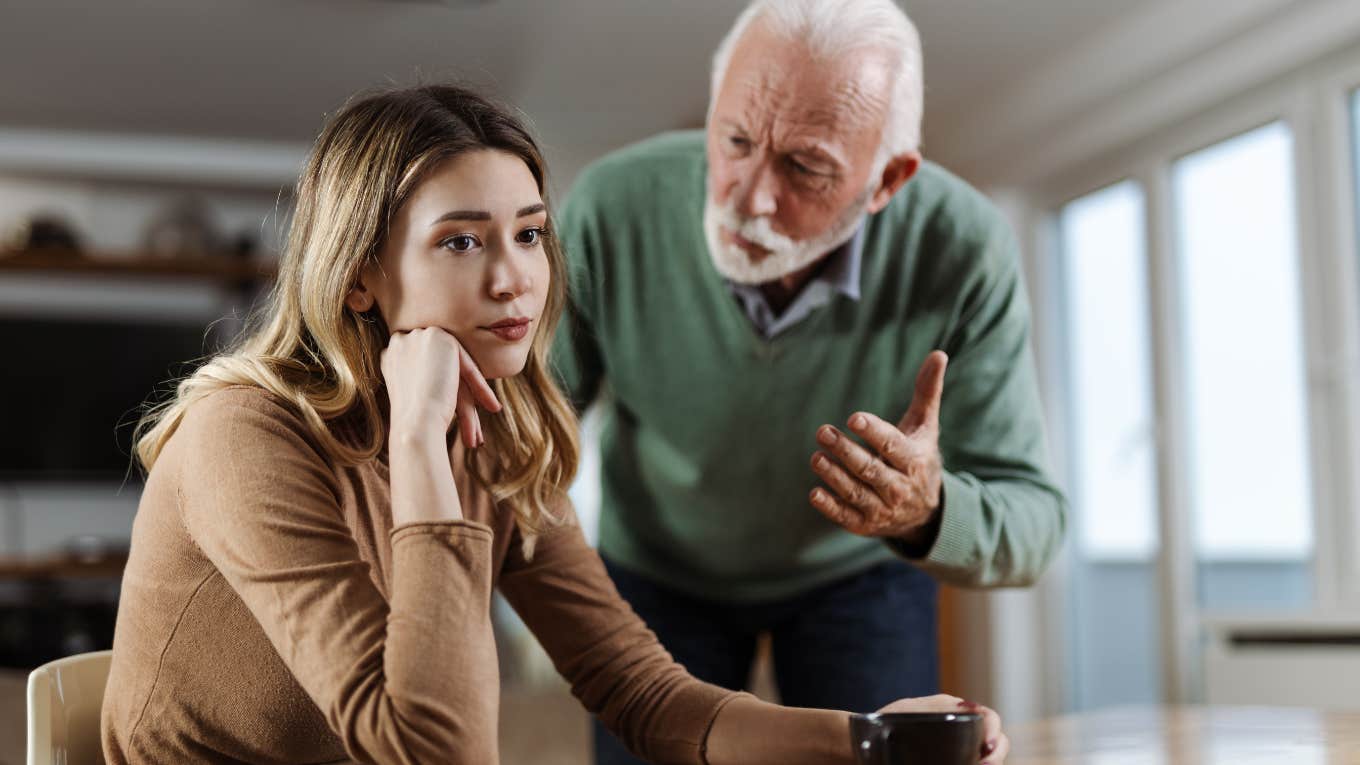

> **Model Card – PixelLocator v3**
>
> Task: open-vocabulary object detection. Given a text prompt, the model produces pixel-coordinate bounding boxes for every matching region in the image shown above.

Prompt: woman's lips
[481,318,532,341]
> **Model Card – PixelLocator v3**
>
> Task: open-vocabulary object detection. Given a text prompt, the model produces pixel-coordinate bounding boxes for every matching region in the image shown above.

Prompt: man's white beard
[703,187,872,286]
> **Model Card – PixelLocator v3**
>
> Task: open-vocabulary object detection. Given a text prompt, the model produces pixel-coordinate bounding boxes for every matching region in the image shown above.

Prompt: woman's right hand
[381,327,501,447]
[874,695,1008,764]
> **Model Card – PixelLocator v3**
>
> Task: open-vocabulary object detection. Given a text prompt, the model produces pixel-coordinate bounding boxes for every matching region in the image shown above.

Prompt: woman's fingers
[381,327,494,445]
[456,387,482,449]
[975,704,1004,763]
[458,344,501,413]
[985,733,1010,764]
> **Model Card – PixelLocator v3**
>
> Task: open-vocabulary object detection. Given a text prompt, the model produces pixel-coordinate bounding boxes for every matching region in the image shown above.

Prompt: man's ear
[866,151,921,213]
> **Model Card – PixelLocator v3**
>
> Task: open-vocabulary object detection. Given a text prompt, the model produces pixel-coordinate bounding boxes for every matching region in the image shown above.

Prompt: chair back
[26,650,113,765]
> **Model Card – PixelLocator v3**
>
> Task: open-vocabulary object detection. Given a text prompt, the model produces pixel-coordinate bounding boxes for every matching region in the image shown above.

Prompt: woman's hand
[381,327,501,448]
[875,695,1008,764]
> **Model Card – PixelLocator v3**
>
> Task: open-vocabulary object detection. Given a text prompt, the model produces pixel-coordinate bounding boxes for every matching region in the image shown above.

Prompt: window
[1170,122,1313,610]
[1058,180,1162,708]
[1353,89,1360,292]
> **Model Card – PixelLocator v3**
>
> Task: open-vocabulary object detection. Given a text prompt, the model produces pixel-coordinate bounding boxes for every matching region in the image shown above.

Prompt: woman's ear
[345,280,376,313]
[345,264,378,311]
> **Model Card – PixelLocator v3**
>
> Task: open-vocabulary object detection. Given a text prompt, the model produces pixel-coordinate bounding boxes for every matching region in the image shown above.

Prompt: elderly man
[552,1,1067,762]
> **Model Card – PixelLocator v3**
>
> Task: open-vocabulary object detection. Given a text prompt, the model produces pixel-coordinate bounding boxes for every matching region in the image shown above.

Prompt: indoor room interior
[4,0,1360,763]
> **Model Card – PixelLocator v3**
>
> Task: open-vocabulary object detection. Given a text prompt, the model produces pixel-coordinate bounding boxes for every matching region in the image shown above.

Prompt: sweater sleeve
[498,500,744,765]
[174,389,499,764]
[892,229,1069,588]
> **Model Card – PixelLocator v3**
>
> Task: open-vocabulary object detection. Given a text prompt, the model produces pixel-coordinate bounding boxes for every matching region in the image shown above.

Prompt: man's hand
[809,350,947,539]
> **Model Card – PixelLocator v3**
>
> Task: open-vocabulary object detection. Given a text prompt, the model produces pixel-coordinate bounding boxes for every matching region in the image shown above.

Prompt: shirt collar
[820,225,864,302]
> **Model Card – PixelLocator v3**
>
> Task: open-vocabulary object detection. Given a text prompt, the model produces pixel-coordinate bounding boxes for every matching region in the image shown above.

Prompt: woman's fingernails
[983,738,997,755]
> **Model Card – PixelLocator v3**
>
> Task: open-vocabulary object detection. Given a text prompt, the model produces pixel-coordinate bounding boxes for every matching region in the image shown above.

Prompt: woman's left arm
[497,501,1009,764]
[497,499,854,765]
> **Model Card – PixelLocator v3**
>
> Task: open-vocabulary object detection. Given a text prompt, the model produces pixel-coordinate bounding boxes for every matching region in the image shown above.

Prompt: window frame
[1022,45,1360,706]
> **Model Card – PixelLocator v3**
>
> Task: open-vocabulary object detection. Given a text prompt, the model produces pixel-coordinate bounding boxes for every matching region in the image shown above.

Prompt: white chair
[26,650,112,765]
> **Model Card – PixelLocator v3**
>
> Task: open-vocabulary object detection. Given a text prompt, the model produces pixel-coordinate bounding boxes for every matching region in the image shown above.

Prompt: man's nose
[734,161,779,219]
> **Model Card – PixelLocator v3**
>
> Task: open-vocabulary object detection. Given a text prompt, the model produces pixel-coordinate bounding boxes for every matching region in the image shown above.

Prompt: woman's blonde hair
[135,84,579,553]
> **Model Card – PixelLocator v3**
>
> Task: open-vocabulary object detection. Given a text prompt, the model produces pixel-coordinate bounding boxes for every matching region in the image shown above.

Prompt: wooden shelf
[0,552,128,581]
[0,248,276,282]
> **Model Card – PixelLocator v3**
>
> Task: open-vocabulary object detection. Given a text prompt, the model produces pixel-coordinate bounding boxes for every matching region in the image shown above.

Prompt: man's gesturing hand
[808,350,947,540]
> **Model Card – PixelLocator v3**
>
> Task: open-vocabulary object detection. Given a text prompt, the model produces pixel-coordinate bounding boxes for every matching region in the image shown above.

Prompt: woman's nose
[489,249,532,301]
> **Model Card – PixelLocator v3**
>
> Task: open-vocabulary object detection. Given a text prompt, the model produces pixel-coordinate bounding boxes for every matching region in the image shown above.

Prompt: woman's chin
[469,346,531,381]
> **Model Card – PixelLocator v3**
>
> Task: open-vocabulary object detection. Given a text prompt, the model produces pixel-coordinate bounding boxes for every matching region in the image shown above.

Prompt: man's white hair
[708,0,924,157]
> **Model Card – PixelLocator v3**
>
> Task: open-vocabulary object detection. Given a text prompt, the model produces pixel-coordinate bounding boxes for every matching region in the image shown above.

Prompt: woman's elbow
[333,692,498,764]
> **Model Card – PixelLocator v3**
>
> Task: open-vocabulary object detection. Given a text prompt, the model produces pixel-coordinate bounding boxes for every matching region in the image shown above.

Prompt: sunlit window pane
[1060,181,1158,560]
[1353,89,1360,297]
[1172,122,1313,573]
[1059,181,1161,709]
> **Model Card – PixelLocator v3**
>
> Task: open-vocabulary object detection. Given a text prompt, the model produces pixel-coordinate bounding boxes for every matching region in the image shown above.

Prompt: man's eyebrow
[786,144,846,170]
[791,145,838,162]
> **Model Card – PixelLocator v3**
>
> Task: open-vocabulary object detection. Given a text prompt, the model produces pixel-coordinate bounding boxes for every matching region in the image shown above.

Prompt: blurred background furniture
[25,650,112,765]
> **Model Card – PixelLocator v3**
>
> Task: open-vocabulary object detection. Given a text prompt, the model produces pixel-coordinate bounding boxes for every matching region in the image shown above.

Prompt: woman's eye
[441,234,480,253]
[516,227,545,246]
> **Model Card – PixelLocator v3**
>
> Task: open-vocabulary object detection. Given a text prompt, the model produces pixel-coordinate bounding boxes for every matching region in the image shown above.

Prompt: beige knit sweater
[101,386,741,764]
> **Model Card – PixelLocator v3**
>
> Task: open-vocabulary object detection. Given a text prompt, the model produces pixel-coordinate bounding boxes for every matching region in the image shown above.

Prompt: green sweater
[552,131,1067,602]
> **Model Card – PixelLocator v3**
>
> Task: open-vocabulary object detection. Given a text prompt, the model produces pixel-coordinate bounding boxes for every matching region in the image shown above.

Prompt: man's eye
[728,136,751,152]
[516,227,545,246]
[441,234,480,252]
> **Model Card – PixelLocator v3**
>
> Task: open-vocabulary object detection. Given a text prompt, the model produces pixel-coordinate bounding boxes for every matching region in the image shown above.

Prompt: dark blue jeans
[592,556,940,765]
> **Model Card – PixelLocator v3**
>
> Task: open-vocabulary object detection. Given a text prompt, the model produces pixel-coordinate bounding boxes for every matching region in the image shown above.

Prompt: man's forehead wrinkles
[738,65,886,122]
[738,95,883,146]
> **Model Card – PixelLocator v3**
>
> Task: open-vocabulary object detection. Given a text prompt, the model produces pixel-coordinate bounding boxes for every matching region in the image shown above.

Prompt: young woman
[100,84,1009,765]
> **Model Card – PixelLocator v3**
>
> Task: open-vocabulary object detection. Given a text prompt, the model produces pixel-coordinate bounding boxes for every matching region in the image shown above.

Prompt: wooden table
[1007,706,1360,764]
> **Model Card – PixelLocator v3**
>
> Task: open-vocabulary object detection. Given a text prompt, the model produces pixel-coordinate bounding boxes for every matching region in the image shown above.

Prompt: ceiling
[0,0,1147,178]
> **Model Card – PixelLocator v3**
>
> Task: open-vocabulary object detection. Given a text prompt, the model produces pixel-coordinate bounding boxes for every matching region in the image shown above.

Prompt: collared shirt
[726,226,864,339]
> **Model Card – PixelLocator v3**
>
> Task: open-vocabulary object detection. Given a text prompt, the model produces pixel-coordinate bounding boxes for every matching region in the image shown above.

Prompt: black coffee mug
[849,711,983,764]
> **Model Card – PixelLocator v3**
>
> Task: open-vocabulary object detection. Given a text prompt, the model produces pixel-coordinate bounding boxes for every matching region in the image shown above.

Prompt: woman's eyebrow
[430,210,490,225]
[429,203,544,226]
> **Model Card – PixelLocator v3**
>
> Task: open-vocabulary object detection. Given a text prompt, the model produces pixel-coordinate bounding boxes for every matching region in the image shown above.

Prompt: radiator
[1204,618,1360,709]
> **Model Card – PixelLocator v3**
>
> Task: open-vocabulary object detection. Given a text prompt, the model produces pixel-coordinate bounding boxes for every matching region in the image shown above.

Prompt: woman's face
[350,149,551,380]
